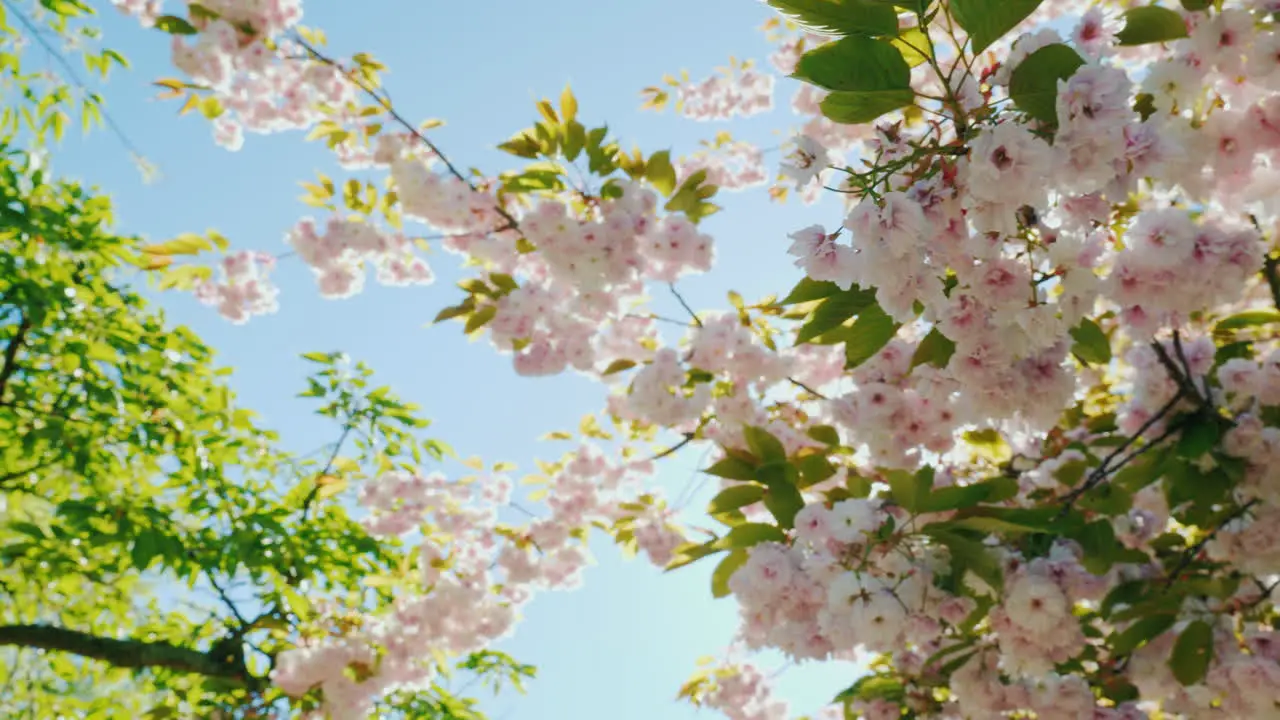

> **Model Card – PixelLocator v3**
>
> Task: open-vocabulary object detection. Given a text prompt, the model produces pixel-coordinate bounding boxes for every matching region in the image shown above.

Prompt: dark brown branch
[0,312,31,404]
[205,573,250,630]
[1058,387,1186,514]
[0,624,260,688]
[1170,331,1214,406]
[1151,338,1203,406]
[1163,499,1259,589]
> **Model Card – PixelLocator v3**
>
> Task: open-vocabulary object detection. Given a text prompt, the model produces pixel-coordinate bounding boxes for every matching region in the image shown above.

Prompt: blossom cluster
[675,66,775,122]
[192,250,280,324]
[271,446,663,718]
[285,216,433,299]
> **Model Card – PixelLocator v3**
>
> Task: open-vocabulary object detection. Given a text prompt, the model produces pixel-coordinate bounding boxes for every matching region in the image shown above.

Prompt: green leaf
[911,327,956,369]
[1070,317,1111,365]
[795,37,914,125]
[1009,43,1086,125]
[820,88,916,126]
[765,0,899,37]
[797,453,838,488]
[711,549,749,598]
[1215,309,1280,332]
[1116,6,1189,46]
[891,26,932,68]
[665,541,723,571]
[131,530,161,570]
[963,428,1012,463]
[1102,579,1152,618]
[1180,0,1211,9]
[464,305,497,334]
[497,132,541,159]
[844,303,900,368]
[1110,613,1176,656]
[950,0,1043,54]
[707,484,766,514]
[935,515,1046,535]
[564,121,587,161]
[712,522,787,550]
[757,463,806,529]
[1054,458,1089,487]
[601,359,637,376]
[1077,520,1120,573]
[1176,416,1220,459]
[839,674,906,703]
[795,36,910,92]
[704,456,758,481]
[153,15,198,34]
[645,150,678,196]
[806,425,841,446]
[887,465,933,513]
[795,285,877,344]
[1169,621,1214,685]
[918,483,994,514]
[744,425,787,463]
[781,277,842,305]
[1113,453,1164,493]
[931,530,1004,594]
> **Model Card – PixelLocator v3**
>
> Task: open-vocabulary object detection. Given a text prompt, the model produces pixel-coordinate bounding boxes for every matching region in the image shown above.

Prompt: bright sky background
[48,1,866,717]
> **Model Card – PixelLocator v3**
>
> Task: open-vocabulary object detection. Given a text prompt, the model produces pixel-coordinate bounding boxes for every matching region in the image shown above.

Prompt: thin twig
[787,377,827,400]
[1059,382,1188,514]
[1169,331,1213,407]
[204,573,250,630]
[292,37,520,234]
[624,312,695,328]
[668,283,702,328]
[508,502,537,518]
[651,432,696,461]
[299,422,355,519]
[1151,339,1202,406]
[1099,420,1185,479]
[0,0,148,162]
[1163,499,1259,589]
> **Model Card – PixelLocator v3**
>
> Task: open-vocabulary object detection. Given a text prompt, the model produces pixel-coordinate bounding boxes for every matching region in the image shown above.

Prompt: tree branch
[1163,499,1259,589]
[0,624,261,688]
[291,37,519,234]
[788,377,828,400]
[1151,338,1203,407]
[668,283,702,328]
[1058,388,1185,514]
[650,432,696,461]
[0,0,148,163]
[0,312,31,404]
[299,422,356,520]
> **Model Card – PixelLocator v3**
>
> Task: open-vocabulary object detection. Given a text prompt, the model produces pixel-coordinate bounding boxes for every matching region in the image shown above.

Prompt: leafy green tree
[0,140,532,717]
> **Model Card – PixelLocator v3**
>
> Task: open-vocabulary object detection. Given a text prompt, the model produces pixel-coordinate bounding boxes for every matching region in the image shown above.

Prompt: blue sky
[47,1,864,717]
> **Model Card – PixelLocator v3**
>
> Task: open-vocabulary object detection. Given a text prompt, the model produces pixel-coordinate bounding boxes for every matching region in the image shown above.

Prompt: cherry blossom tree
[13,0,1280,717]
